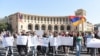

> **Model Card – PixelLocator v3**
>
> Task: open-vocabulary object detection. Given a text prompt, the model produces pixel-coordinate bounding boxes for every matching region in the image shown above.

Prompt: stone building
[8,13,75,33]
[7,9,94,33]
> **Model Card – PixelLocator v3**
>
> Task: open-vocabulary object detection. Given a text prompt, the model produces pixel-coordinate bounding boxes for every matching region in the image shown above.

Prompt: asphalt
[0,46,91,56]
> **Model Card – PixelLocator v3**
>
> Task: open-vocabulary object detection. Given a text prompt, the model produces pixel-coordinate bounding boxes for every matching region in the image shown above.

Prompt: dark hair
[53,31,58,37]
[43,32,48,38]
[31,31,36,36]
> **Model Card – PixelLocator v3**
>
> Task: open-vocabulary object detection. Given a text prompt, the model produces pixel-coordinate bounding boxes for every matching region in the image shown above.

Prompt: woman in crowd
[70,32,76,53]
[41,31,49,55]
[63,32,71,56]
[16,31,28,56]
[3,31,14,56]
[86,32,95,56]
[26,32,32,53]
[31,31,38,56]
[95,31,100,56]
[48,31,53,53]
[53,31,60,54]
[76,32,83,56]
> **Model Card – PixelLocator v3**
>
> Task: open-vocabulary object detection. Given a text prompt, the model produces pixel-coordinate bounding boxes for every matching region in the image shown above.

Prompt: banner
[17,36,28,45]
[16,35,73,47]
[50,37,73,46]
[31,35,40,46]
[50,37,61,46]
[42,38,49,47]
[2,37,14,47]
[35,30,44,37]
[87,38,100,48]
[30,37,49,47]
[60,37,73,46]
[27,36,33,47]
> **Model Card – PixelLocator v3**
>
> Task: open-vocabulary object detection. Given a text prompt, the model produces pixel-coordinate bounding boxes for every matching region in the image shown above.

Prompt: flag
[69,16,86,26]
[16,13,23,22]
[80,16,86,23]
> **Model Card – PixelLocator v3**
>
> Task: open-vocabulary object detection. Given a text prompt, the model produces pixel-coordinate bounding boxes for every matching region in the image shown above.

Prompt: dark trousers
[37,46,42,53]
[90,48,96,56]
[17,45,28,55]
[41,46,48,54]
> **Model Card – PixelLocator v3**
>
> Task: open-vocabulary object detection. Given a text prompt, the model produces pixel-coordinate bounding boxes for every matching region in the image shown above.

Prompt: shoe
[11,55,13,56]
[66,54,69,56]
[25,55,27,56]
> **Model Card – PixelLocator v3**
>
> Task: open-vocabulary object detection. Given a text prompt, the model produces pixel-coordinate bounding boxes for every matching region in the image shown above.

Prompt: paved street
[0,46,91,56]
[0,40,92,56]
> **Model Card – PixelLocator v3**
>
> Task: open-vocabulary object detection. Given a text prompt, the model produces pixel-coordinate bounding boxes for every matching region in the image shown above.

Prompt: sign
[17,36,28,45]
[50,37,73,46]
[35,30,44,37]
[42,38,49,47]
[87,38,100,48]
[2,37,14,47]
[61,37,73,46]
[31,35,40,46]
[50,37,61,46]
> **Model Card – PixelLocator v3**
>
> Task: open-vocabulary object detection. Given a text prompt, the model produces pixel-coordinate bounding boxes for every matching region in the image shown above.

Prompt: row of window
[23,15,68,21]
[27,24,71,30]
[22,15,69,23]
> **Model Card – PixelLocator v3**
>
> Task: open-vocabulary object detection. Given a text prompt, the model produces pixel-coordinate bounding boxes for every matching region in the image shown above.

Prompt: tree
[6,23,13,32]
[0,23,8,32]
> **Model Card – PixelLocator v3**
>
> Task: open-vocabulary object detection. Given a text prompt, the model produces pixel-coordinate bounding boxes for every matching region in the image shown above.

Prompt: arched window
[48,25,52,30]
[41,25,46,30]
[67,25,71,30]
[54,25,58,30]
[35,24,39,30]
[28,24,32,30]
[60,25,64,30]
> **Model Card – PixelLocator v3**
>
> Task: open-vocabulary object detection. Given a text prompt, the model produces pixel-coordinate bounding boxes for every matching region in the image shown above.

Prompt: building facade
[7,9,94,33]
[8,12,78,33]
[94,24,100,31]
[78,21,94,32]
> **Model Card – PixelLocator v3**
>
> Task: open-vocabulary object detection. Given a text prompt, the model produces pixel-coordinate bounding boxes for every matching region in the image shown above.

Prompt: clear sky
[0,0,100,24]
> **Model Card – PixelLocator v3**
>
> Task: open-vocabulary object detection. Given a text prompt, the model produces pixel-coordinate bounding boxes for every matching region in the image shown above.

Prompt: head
[43,31,48,37]
[5,31,11,37]
[31,31,36,36]
[53,31,58,37]
[26,32,30,36]
[49,31,53,36]
[78,32,82,36]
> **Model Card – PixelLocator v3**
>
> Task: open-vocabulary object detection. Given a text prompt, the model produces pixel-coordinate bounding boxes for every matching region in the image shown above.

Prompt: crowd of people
[0,30,100,56]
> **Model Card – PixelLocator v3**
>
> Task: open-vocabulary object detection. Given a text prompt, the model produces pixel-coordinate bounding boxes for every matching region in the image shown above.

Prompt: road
[0,46,91,56]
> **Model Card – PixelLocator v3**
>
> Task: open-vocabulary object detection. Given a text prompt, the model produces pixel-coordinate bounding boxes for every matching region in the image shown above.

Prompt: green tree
[0,23,8,32]
[6,23,13,32]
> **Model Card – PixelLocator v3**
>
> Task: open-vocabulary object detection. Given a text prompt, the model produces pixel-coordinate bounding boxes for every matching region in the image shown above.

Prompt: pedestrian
[76,32,83,56]
[41,31,49,56]
[48,31,53,53]
[2,31,14,56]
[31,31,38,56]
[86,32,96,56]
[16,31,28,56]
[95,31,100,56]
